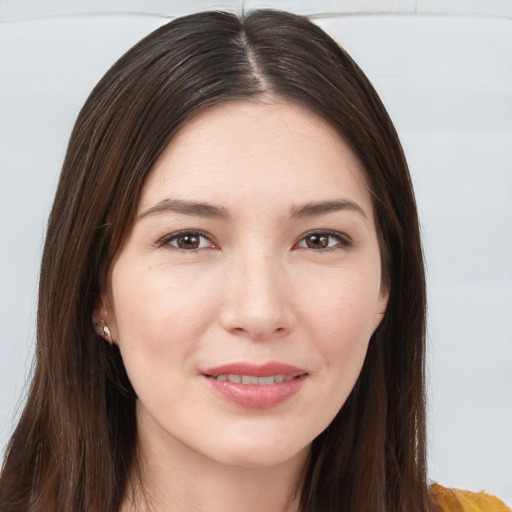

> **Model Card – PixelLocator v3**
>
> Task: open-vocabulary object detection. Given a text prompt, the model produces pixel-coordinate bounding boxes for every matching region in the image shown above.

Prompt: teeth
[214,374,296,385]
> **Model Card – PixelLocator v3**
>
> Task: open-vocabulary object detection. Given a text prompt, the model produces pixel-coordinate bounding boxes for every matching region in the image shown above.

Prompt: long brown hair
[0,10,429,512]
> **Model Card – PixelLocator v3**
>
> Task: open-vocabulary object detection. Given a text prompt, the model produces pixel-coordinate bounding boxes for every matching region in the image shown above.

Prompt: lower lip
[204,375,306,409]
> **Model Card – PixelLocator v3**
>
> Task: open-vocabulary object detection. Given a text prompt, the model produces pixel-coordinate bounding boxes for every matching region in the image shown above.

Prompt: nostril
[228,324,288,340]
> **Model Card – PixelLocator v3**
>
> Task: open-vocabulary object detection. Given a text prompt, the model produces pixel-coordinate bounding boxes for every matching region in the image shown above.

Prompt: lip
[202,362,308,410]
[203,362,306,378]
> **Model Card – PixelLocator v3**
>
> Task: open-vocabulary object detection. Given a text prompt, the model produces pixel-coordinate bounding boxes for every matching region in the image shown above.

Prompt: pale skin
[97,101,388,512]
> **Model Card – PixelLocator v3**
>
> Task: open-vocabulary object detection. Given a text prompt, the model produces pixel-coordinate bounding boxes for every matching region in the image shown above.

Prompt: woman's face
[102,101,388,469]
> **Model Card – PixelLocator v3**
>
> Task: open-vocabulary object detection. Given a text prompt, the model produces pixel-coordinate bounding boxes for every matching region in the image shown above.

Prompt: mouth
[201,362,308,409]
[208,374,297,384]
[202,361,307,382]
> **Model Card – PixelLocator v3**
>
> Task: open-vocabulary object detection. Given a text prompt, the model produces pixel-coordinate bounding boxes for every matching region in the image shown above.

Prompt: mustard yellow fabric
[431,483,511,512]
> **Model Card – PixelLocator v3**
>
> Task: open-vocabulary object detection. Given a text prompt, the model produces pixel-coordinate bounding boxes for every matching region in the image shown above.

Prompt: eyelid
[155,229,351,252]
[156,230,218,250]
[294,230,353,251]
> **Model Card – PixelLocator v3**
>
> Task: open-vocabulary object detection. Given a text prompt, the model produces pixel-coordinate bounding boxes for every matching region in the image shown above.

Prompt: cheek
[288,273,380,440]
[301,268,381,370]
[307,267,381,325]
[110,262,220,367]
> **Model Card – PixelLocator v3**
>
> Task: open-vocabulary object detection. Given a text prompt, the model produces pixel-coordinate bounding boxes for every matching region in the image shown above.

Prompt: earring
[96,320,112,343]
[102,323,111,339]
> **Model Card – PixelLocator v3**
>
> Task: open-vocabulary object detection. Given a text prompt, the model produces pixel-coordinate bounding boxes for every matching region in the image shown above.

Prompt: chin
[195,424,313,470]
[211,440,310,470]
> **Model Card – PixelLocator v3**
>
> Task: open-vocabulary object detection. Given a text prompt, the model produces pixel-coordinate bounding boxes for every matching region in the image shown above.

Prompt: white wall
[1,0,511,503]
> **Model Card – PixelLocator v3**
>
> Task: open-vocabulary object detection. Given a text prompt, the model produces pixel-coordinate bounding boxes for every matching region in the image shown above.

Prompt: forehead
[140,100,372,219]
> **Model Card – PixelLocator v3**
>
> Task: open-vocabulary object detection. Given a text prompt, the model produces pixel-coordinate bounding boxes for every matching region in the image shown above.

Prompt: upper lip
[202,362,307,378]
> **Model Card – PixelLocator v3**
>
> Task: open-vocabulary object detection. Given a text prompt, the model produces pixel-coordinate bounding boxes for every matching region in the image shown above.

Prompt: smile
[211,374,295,384]
[202,362,308,409]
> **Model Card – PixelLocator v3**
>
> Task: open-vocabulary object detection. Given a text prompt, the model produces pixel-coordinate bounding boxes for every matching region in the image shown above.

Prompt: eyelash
[295,230,353,253]
[157,230,216,253]
[156,230,352,253]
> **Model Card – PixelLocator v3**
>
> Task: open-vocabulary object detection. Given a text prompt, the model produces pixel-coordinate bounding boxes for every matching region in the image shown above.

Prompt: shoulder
[431,483,511,512]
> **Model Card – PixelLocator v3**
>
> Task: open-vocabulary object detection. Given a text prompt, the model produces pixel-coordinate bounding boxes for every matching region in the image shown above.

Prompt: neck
[121,404,308,512]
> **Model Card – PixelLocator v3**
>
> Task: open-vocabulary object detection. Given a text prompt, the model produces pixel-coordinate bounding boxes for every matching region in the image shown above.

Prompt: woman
[0,9,508,512]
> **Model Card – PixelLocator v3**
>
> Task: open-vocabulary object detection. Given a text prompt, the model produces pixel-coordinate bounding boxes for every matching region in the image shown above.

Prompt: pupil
[307,235,328,249]
[178,235,199,249]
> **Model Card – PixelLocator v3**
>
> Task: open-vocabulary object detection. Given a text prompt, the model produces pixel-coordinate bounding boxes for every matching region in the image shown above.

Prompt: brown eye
[176,234,200,249]
[160,231,214,251]
[296,231,352,251]
[304,234,330,249]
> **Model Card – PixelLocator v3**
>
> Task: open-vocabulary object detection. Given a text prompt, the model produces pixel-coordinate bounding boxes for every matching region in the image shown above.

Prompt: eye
[158,230,216,251]
[295,231,352,251]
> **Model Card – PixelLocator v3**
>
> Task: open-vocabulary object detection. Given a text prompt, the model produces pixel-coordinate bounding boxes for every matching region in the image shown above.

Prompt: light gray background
[1,0,511,503]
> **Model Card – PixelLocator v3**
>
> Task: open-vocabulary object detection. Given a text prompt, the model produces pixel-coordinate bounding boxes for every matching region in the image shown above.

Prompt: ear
[372,284,389,333]
[93,291,119,344]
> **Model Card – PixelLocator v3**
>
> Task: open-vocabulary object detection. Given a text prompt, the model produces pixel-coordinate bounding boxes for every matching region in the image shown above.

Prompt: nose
[219,250,294,340]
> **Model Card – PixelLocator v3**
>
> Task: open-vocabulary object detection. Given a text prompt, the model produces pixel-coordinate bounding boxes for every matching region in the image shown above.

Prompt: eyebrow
[138,197,367,221]
[138,198,229,220]
[291,199,368,220]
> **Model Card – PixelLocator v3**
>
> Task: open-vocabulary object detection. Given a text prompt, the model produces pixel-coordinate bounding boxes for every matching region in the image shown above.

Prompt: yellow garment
[431,483,511,512]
